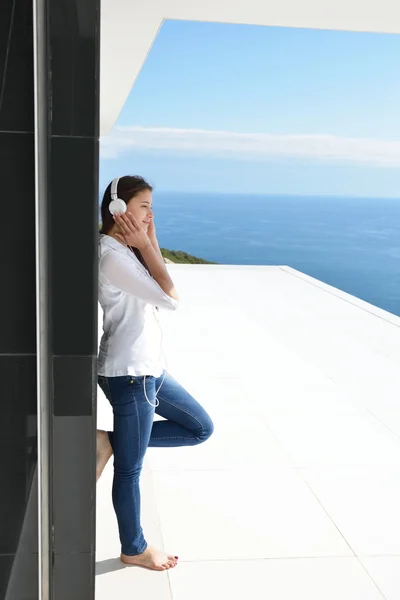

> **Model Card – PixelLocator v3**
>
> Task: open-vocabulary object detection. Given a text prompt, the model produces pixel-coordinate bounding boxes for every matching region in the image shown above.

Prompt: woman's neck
[106,227,128,247]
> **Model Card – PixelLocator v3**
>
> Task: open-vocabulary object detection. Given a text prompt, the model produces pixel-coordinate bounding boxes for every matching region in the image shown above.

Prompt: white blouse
[98,234,178,377]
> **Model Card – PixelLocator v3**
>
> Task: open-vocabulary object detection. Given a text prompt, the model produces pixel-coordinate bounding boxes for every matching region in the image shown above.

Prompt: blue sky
[100,20,400,197]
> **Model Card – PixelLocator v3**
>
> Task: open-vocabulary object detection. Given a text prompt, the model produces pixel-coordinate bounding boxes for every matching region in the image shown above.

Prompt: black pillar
[48,0,100,597]
[0,0,100,598]
[0,1,38,598]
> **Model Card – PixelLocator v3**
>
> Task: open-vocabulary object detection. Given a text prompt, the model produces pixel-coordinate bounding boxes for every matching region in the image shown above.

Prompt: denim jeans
[97,372,214,556]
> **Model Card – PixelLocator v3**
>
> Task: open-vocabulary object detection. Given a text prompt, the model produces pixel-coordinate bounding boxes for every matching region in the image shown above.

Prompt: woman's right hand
[113,212,152,251]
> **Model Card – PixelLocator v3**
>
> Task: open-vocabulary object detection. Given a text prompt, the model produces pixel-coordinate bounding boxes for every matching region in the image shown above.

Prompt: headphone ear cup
[109,198,127,215]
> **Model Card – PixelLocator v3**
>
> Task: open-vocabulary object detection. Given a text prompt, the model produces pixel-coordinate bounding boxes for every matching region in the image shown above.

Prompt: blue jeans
[97,372,214,556]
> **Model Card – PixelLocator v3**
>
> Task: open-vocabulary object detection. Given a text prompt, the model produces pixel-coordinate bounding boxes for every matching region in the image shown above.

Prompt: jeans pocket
[105,376,157,410]
[127,375,155,386]
[129,376,157,408]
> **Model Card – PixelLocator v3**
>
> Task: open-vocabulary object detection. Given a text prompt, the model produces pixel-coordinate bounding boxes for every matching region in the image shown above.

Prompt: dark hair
[100,175,153,273]
[100,175,153,235]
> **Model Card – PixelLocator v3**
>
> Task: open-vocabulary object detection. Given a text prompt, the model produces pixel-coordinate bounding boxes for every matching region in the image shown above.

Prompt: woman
[96,175,214,572]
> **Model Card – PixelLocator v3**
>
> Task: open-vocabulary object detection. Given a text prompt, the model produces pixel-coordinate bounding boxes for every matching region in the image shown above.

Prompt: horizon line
[149,190,400,200]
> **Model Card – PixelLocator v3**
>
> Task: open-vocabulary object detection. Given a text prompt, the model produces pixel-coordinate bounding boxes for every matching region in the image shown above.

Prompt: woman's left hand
[113,212,152,250]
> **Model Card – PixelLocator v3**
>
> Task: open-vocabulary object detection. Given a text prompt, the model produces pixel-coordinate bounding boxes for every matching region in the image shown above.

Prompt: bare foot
[121,546,179,571]
[96,430,113,482]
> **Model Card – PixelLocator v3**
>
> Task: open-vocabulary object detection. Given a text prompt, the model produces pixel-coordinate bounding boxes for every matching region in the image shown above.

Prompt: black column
[0,1,38,598]
[0,0,100,598]
[48,0,99,598]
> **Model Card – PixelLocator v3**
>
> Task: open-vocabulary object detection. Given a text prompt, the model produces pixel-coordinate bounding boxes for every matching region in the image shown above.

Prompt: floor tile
[265,413,400,467]
[168,557,384,600]
[300,467,400,555]
[152,469,353,561]
[96,560,171,600]
[359,556,400,600]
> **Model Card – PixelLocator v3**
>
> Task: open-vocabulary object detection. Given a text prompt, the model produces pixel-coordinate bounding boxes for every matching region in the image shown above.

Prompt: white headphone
[109,177,127,215]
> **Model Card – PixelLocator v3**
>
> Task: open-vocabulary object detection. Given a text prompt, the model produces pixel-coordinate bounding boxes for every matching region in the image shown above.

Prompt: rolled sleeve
[100,251,178,311]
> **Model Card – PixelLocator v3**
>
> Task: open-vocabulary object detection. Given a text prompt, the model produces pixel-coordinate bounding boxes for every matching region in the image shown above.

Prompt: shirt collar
[100,234,132,257]
[99,234,150,276]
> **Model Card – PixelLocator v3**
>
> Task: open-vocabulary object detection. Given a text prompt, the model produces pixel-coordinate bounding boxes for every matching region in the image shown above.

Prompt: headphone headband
[108,176,127,215]
[110,177,120,200]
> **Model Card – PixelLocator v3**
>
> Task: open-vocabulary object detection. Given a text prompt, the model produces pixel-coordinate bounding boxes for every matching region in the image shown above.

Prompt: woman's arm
[147,219,163,256]
[113,212,180,302]
[100,251,178,310]
[140,244,179,301]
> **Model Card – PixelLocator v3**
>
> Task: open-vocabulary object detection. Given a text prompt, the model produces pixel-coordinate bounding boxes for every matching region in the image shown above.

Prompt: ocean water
[153,192,400,317]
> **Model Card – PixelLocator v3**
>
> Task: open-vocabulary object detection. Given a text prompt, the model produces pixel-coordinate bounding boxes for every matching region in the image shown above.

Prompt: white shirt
[98,234,178,377]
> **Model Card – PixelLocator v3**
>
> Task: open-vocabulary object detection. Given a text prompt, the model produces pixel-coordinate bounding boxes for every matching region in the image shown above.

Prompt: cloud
[100,126,400,168]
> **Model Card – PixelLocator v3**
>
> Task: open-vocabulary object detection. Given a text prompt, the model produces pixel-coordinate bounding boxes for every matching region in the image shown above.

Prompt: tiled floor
[96,265,400,599]
[167,558,385,600]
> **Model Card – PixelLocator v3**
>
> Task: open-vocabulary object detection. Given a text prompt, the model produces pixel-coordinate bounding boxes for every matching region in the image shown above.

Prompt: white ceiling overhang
[100,0,400,134]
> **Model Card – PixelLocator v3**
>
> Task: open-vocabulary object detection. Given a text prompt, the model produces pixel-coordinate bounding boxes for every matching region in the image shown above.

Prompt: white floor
[96,265,400,600]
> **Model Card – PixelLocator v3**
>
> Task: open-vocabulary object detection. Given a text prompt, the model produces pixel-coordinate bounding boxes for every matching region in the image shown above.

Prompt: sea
[153,192,400,317]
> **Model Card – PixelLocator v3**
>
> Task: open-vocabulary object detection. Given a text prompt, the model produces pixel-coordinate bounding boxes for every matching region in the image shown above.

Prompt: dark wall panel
[0,0,34,133]
[50,1,99,137]
[0,133,36,355]
[0,0,100,596]
[48,0,100,597]
[0,1,37,597]
[50,136,98,357]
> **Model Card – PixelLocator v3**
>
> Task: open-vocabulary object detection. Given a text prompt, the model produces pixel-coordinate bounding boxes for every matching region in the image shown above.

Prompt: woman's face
[126,190,153,232]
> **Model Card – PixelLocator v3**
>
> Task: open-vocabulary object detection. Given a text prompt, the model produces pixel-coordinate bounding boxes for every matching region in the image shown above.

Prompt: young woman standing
[96,176,214,571]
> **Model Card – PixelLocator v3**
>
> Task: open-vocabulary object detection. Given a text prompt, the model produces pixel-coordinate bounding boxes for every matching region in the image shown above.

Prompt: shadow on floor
[96,558,126,576]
